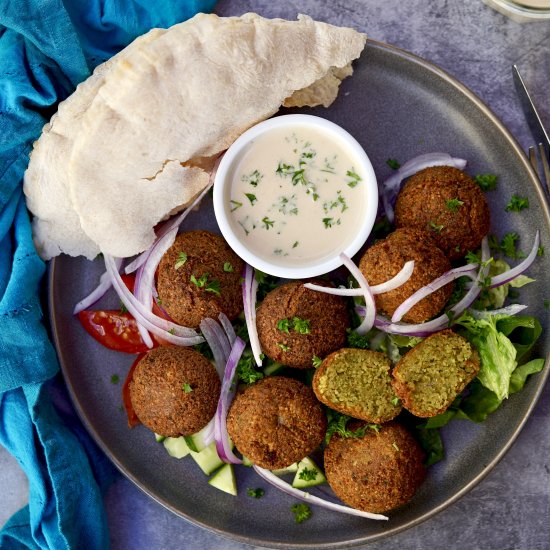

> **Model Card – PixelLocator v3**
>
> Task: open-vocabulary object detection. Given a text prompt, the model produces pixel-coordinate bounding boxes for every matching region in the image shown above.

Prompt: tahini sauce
[229,126,367,267]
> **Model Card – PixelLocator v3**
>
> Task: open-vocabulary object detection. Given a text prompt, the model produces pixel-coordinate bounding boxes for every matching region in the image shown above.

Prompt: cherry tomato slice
[78,310,156,354]
[122,354,144,428]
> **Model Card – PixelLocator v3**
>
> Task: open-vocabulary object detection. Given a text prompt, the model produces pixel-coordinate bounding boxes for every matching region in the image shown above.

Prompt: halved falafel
[156,230,244,328]
[129,346,220,437]
[394,165,490,260]
[256,281,349,369]
[313,348,401,424]
[391,329,480,417]
[324,422,426,514]
[359,228,453,323]
[226,376,327,469]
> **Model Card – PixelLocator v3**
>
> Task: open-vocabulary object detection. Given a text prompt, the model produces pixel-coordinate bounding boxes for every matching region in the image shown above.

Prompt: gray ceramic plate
[49,40,550,548]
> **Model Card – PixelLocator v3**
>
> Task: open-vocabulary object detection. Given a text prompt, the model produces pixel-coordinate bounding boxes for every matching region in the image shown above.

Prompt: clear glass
[484,0,550,20]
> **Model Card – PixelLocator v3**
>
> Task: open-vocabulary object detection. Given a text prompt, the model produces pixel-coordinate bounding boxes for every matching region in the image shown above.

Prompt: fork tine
[538,143,550,194]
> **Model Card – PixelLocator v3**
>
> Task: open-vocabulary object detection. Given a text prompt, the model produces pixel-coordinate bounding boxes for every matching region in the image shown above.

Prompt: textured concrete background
[2,1,549,548]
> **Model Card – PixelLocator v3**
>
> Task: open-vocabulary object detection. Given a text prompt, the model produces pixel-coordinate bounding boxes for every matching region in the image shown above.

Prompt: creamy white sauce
[228,126,368,267]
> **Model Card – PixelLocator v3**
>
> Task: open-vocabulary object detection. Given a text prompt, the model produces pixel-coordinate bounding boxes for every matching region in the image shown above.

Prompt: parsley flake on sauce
[244,192,257,205]
[230,200,243,212]
[262,217,275,230]
[505,194,529,212]
[241,169,263,187]
[346,169,362,188]
[323,217,334,228]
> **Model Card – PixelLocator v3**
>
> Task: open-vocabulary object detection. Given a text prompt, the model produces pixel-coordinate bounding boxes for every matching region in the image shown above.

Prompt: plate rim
[48,38,550,549]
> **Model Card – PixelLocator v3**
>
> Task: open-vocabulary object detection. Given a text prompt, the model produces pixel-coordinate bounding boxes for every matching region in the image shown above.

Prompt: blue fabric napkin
[0,1,216,548]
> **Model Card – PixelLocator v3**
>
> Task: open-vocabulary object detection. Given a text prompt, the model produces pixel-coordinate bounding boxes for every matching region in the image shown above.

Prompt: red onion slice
[214,336,246,464]
[391,263,479,322]
[469,304,527,319]
[219,313,237,345]
[243,264,263,366]
[253,466,388,521]
[339,253,376,335]
[73,257,123,314]
[381,153,467,223]
[303,261,414,297]
[200,318,231,378]
[104,254,203,345]
[489,231,540,288]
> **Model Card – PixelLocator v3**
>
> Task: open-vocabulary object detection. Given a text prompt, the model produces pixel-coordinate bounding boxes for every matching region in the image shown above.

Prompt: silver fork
[528,143,550,195]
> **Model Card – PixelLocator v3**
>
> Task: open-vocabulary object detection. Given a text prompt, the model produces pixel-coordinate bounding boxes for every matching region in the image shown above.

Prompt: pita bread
[25,13,366,259]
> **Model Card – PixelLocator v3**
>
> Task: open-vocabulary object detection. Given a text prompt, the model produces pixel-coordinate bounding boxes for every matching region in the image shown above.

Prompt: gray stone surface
[2,1,549,548]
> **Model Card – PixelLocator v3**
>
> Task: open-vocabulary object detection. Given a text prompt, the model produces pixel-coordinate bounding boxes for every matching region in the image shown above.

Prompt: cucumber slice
[292,457,326,488]
[163,436,190,459]
[272,462,299,476]
[208,463,237,496]
[190,442,224,475]
[184,423,212,453]
[154,433,166,443]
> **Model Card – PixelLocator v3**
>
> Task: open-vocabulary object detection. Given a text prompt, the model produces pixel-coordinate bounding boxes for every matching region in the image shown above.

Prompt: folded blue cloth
[0,1,216,548]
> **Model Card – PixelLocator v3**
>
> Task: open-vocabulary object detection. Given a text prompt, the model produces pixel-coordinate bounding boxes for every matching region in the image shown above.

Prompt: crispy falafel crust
[156,230,244,329]
[226,376,327,470]
[394,165,490,260]
[391,329,480,417]
[256,281,349,368]
[324,422,426,514]
[129,346,221,437]
[359,228,453,323]
[313,348,402,423]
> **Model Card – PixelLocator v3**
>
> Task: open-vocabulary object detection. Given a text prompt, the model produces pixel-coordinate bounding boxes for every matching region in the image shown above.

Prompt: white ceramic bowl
[213,114,378,278]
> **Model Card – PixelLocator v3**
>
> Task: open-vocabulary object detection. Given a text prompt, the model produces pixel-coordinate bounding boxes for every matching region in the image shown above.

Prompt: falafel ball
[156,230,244,328]
[324,422,426,514]
[392,329,480,417]
[313,348,402,424]
[394,165,490,260]
[226,376,327,469]
[129,346,220,437]
[359,227,453,323]
[256,281,349,369]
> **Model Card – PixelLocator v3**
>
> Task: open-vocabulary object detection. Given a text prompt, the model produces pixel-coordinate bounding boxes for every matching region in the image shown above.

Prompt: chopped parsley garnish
[538,246,544,256]
[205,279,221,296]
[244,192,257,205]
[223,262,234,273]
[110,374,119,384]
[246,488,265,498]
[386,158,401,170]
[230,200,243,212]
[291,169,307,187]
[174,251,188,270]
[278,343,290,352]
[241,169,263,187]
[346,169,362,188]
[465,250,481,264]
[277,319,291,333]
[501,232,521,259]
[236,351,264,384]
[325,409,380,443]
[346,329,370,349]
[262,217,275,230]
[275,194,298,216]
[291,503,312,524]
[392,442,400,452]
[323,217,334,228]
[445,198,464,212]
[168,328,176,335]
[505,194,529,212]
[276,162,294,176]
[391,396,401,406]
[190,273,221,296]
[182,383,193,393]
[474,173,498,191]
[429,221,444,233]
[298,467,318,481]
[292,317,311,334]
[292,241,299,249]
[312,355,322,368]
[190,273,209,288]
[119,302,128,313]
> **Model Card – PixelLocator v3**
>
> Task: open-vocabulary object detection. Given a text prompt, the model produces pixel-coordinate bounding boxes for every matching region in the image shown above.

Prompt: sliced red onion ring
[125,178,215,275]
[253,466,388,521]
[73,257,123,314]
[391,263,479,323]
[104,254,203,345]
[469,304,527,319]
[200,417,215,448]
[381,153,467,223]
[219,312,237,345]
[215,336,246,464]
[200,318,231,378]
[370,237,491,337]
[303,261,415,297]
[339,253,376,335]
[489,231,540,288]
[243,264,263,366]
